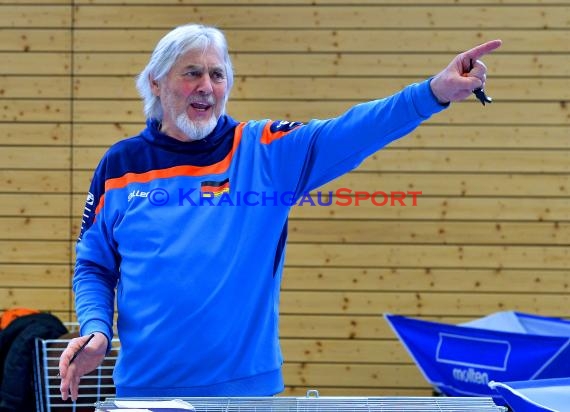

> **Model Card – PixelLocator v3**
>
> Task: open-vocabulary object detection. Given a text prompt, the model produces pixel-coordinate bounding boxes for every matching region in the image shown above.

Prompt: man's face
[151,47,228,141]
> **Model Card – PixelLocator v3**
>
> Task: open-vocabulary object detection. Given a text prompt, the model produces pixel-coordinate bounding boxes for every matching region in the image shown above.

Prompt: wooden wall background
[1,0,568,397]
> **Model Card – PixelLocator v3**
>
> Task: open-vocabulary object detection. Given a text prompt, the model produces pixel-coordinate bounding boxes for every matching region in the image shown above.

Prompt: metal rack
[33,335,121,412]
[96,390,508,411]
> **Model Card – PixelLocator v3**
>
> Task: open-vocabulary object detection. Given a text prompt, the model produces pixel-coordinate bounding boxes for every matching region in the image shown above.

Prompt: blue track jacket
[74,79,447,397]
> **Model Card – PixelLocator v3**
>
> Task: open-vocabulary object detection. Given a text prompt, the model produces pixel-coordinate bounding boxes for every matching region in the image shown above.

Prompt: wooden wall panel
[72,5,568,29]
[2,52,71,75]
[282,267,570,293]
[74,53,569,77]
[73,146,569,173]
[0,194,68,216]
[0,1,73,331]
[2,5,71,27]
[71,0,570,4]
[0,29,70,51]
[74,76,569,100]
[1,123,70,145]
[72,99,568,124]
[73,29,568,52]
[0,170,69,192]
[287,221,568,245]
[0,0,567,398]
[0,264,69,287]
[290,197,568,221]
[72,123,567,149]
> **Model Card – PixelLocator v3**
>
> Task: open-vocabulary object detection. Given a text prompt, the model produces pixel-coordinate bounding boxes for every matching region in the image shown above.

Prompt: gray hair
[136,24,234,120]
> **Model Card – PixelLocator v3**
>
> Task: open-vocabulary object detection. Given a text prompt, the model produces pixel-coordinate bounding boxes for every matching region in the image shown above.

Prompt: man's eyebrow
[181,63,224,71]
[182,64,203,71]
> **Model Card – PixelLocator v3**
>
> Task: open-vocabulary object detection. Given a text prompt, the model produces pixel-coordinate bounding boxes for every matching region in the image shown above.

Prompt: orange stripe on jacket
[94,194,105,216]
[104,123,245,193]
[260,121,302,145]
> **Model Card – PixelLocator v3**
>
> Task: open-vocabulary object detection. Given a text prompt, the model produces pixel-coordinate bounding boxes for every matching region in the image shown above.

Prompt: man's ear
[150,76,160,96]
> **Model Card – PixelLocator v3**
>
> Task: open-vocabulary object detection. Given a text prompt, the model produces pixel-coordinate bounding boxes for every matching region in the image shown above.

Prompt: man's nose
[196,75,213,94]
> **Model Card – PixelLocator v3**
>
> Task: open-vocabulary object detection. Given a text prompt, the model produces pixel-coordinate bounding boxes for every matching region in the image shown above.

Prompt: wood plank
[73,123,140,146]
[228,101,570,125]
[231,53,570,77]
[0,194,69,216]
[71,123,569,149]
[0,170,69,193]
[390,125,570,149]
[73,29,568,52]
[0,29,70,52]
[361,149,570,173]
[0,147,70,169]
[71,168,569,197]
[0,263,69,287]
[1,0,70,4]
[232,78,569,101]
[73,100,144,123]
[290,197,569,221]
[281,338,409,364]
[72,145,570,173]
[283,362,427,388]
[281,314,399,340]
[286,244,569,269]
[280,314,511,340]
[288,220,569,245]
[64,220,568,252]
[0,240,69,263]
[72,0,567,4]
[0,217,69,240]
[1,5,71,27]
[281,313,570,340]
[73,176,92,195]
[0,288,69,311]
[282,267,570,294]
[0,76,70,98]
[73,76,570,101]
[280,290,570,316]
[0,99,70,122]
[1,123,70,145]
[71,171,569,198]
[2,52,71,75]
[75,52,570,77]
[70,193,567,222]
[54,311,518,340]
[72,100,569,125]
[72,5,568,29]
[318,172,569,197]
[72,147,106,171]
[225,29,569,53]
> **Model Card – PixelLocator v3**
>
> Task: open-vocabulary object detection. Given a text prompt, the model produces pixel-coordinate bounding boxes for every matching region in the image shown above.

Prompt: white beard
[175,112,219,141]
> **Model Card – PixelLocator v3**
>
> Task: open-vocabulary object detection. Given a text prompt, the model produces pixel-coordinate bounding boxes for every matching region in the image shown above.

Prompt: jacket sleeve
[73,154,120,350]
[257,79,448,198]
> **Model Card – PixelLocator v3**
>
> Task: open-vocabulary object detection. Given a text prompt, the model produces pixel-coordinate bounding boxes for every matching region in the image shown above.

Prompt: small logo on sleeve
[270,120,304,133]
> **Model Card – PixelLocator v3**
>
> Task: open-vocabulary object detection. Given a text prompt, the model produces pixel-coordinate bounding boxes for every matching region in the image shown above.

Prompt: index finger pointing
[464,39,503,61]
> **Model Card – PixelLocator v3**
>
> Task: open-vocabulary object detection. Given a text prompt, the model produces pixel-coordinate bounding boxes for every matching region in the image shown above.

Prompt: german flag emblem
[200,178,230,198]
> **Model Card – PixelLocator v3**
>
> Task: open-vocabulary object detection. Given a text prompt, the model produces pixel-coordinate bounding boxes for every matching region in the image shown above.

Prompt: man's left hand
[430,39,502,104]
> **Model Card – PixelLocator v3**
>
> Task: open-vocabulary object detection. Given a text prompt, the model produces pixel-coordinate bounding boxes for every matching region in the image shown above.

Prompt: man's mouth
[190,102,212,112]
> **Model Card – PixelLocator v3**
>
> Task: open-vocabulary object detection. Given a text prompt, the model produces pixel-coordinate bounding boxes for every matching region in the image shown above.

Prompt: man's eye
[212,71,225,81]
[185,70,201,77]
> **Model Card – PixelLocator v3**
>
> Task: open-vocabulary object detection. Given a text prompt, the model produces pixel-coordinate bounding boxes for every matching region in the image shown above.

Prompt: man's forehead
[176,47,224,68]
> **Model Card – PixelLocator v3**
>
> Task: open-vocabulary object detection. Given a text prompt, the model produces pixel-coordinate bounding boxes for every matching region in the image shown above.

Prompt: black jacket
[0,313,67,412]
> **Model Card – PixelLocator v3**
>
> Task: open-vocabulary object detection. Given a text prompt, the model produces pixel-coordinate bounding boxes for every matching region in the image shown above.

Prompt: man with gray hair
[59,23,501,400]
